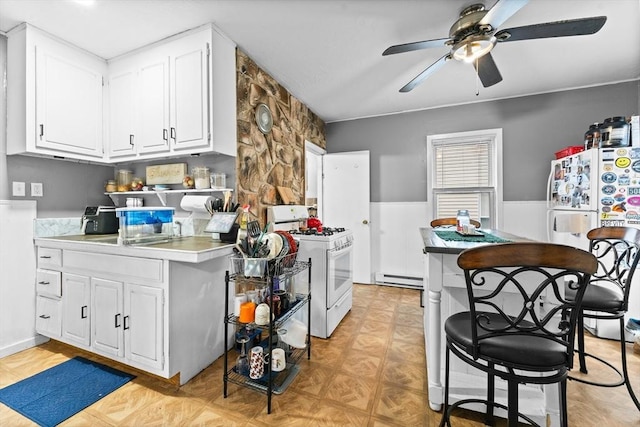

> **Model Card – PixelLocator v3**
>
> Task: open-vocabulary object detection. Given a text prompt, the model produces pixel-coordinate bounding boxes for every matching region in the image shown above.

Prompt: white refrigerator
[548,147,640,340]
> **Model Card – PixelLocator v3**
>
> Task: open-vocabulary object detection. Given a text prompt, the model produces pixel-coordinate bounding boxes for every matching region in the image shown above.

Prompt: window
[427,129,503,228]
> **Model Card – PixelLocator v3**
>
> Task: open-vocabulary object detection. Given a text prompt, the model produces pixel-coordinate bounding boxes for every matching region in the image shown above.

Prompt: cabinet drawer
[36,269,62,297]
[37,247,62,269]
[65,250,164,283]
[36,295,62,337]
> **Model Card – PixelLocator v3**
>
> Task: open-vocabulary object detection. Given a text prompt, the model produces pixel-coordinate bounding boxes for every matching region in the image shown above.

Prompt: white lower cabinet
[124,283,164,370]
[91,277,124,358]
[91,278,164,371]
[34,242,232,385]
[62,273,91,348]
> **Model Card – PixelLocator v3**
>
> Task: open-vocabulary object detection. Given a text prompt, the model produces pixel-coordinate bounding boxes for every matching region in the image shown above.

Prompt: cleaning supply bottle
[236,204,250,245]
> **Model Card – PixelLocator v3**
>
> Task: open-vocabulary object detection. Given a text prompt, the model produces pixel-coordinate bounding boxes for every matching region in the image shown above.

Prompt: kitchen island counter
[34,235,235,385]
[420,228,559,426]
[34,235,234,263]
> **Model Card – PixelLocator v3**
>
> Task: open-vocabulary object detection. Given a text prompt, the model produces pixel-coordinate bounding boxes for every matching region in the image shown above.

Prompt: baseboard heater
[374,272,423,289]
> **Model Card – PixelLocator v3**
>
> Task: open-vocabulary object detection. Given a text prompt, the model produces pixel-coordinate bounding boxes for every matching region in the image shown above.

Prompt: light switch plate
[12,181,26,197]
[31,182,44,197]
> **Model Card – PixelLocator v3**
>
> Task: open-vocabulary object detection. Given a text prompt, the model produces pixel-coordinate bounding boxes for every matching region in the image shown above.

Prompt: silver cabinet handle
[81,306,87,319]
[170,127,176,141]
[40,255,51,259]
[38,281,50,285]
[163,129,168,141]
[129,135,134,146]
[124,315,130,330]
[115,313,121,328]
[39,124,44,139]
[39,314,50,319]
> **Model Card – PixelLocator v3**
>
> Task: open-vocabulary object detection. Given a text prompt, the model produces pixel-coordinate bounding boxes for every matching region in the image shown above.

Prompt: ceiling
[0,0,638,123]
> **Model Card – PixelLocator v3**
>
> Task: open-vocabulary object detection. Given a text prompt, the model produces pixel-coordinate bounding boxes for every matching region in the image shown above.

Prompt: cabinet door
[35,46,103,157]
[62,273,91,347]
[124,283,164,370]
[170,38,210,151]
[107,68,137,157]
[137,57,170,154]
[91,278,124,358]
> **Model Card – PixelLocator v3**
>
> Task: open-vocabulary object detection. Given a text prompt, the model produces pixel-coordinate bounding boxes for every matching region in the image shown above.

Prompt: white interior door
[323,151,371,284]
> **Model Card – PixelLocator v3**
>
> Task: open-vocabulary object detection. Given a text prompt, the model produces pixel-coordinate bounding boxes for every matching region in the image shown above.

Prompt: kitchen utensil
[254,303,271,326]
[249,346,269,379]
[234,293,247,317]
[238,301,256,323]
[271,348,286,372]
[282,318,307,349]
[247,221,261,238]
[235,335,250,376]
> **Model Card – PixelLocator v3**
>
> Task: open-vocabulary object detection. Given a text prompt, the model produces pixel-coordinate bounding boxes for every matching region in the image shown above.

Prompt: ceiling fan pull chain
[475,58,480,96]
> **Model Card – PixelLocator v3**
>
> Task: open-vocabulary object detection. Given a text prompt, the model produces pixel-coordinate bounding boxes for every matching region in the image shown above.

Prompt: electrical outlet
[31,182,44,197]
[12,181,26,197]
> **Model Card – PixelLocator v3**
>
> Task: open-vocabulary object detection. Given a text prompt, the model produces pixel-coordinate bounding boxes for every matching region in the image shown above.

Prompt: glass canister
[105,180,117,193]
[116,169,133,192]
[456,209,470,232]
[193,167,211,189]
[584,123,601,150]
[211,172,226,188]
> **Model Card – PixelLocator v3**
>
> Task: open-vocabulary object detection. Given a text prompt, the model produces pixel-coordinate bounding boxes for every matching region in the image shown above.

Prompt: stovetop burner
[289,227,346,236]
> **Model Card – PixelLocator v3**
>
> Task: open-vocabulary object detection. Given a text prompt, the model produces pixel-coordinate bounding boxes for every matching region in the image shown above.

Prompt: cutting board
[277,186,296,205]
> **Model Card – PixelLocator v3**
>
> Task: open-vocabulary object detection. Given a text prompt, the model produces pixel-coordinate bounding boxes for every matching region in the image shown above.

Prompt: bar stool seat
[568,226,640,412]
[439,242,597,427]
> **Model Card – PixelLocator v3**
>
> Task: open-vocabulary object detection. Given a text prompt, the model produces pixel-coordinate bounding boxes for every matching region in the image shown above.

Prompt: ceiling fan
[383,0,606,92]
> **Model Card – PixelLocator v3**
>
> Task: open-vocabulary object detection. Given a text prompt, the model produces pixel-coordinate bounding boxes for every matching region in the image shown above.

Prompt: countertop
[420,227,532,255]
[34,234,234,263]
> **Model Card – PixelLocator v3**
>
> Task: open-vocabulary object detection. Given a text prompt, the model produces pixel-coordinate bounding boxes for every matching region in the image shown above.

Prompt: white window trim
[426,128,503,229]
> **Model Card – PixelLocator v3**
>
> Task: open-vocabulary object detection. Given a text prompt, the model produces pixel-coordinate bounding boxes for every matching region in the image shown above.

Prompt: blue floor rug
[0,356,135,427]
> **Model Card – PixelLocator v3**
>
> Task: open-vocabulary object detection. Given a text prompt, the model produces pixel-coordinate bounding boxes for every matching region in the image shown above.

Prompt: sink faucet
[174,220,183,237]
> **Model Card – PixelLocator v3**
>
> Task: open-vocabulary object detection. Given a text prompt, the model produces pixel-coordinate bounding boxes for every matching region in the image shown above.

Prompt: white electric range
[267,206,354,338]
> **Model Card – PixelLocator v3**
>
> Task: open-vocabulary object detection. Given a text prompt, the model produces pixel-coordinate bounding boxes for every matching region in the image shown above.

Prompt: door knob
[362,219,369,225]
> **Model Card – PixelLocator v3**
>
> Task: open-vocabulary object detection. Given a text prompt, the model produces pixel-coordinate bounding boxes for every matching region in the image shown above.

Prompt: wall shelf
[105,188,234,206]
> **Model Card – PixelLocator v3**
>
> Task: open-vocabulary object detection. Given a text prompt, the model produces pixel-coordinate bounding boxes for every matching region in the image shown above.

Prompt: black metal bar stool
[568,226,640,411]
[439,242,597,427]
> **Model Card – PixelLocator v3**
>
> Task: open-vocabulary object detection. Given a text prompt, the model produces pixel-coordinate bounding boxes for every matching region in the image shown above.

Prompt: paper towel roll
[180,195,214,218]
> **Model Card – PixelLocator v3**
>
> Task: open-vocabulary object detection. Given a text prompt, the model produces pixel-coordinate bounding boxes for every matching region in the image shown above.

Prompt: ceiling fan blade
[473,53,503,88]
[383,38,450,56]
[479,0,529,29]
[399,54,449,92]
[495,16,607,42]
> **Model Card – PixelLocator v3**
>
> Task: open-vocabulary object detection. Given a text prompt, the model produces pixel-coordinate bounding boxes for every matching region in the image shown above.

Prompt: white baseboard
[0,335,49,358]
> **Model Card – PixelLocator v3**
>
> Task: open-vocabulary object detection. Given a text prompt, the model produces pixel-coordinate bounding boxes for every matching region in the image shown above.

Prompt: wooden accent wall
[235,50,326,225]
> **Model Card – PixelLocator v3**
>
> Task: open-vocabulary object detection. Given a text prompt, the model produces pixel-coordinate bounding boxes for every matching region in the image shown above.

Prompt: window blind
[433,139,492,221]
[434,141,491,188]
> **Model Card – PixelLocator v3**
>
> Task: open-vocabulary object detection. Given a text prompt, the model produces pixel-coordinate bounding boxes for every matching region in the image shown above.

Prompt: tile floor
[0,283,638,426]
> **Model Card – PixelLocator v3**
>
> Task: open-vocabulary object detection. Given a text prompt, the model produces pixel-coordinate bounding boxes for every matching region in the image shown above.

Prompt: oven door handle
[328,243,353,259]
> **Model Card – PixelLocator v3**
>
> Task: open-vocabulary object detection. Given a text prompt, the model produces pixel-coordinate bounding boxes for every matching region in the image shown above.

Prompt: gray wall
[326,81,640,203]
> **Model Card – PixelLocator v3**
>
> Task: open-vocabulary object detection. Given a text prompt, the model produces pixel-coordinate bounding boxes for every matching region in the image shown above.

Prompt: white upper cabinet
[106,24,237,161]
[7,23,106,161]
[137,56,171,154]
[8,23,237,164]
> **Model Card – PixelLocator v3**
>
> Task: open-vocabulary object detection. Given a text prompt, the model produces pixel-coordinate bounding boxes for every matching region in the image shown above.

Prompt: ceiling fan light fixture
[452,35,495,63]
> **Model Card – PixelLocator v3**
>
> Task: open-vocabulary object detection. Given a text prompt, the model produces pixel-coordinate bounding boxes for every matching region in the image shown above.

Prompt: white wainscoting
[369,201,548,285]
